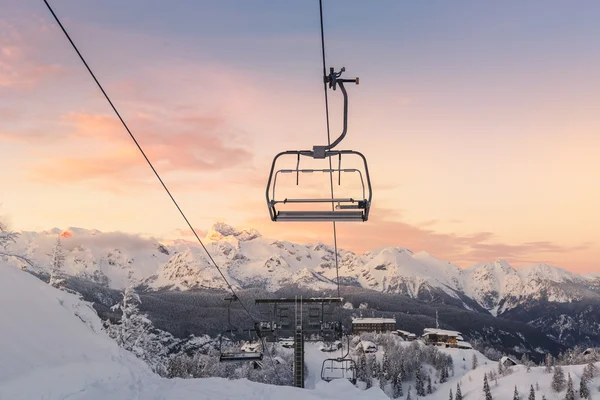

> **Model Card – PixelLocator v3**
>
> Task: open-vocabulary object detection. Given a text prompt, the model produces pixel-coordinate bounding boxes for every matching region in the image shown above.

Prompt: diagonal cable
[41,0,260,325]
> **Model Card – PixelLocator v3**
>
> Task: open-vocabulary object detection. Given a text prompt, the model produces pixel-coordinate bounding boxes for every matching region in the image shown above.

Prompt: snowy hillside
[0,262,390,400]
[427,359,600,400]
[11,223,597,307]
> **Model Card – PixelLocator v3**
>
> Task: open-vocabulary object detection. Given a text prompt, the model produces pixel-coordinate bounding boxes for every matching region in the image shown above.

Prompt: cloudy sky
[1,0,599,272]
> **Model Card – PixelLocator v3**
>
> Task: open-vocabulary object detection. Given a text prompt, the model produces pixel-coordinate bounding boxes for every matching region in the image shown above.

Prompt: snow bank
[0,264,386,399]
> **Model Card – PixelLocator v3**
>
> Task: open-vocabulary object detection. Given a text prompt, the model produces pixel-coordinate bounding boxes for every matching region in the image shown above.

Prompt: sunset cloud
[0,20,63,89]
[248,208,591,267]
[24,109,252,188]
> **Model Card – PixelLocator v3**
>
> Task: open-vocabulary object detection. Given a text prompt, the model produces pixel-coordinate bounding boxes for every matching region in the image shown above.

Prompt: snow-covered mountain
[8,222,599,319]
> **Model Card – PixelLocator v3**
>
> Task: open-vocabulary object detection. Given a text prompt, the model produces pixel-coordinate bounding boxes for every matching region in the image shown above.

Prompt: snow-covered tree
[357,350,368,386]
[579,375,590,400]
[582,362,598,381]
[440,365,449,383]
[483,374,493,400]
[416,368,425,396]
[0,211,31,267]
[498,360,505,375]
[564,373,574,400]
[379,372,386,391]
[528,384,535,400]
[427,373,432,394]
[449,388,453,400]
[544,354,553,373]
[472,353,479,370]
[406,385,412,400]
[455,383,462,400]
[49,235,66,289]
[513,385,520,400]
[551,365,566,392]
[104,284,173,374]
[393,372,403,398]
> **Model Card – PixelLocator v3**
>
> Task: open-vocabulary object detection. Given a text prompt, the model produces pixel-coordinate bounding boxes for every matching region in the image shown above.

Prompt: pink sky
[1,2,599,273]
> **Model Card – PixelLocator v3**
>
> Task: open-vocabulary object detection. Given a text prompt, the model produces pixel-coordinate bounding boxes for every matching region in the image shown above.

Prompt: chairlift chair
[266,67,372,222]
[219,329,264,362]
[321,335,357,384]
[219,296,264,362]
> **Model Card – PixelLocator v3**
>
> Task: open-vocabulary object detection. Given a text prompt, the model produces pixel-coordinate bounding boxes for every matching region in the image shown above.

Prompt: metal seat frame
[218,296,264,363]
[266,67,372,222]
[320,335,357,384]
[219,329,264,362]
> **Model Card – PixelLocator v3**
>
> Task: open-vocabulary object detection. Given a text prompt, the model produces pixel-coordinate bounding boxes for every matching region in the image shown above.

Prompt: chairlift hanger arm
[313,67,359,158]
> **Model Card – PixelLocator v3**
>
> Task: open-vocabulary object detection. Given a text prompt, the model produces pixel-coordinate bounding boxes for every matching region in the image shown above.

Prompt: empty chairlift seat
[265,67,372,223]
[266,150,372,222]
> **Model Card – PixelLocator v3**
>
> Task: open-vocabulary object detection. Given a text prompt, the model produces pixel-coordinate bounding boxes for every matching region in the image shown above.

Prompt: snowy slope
[427,360,600,400]
[0,262,390,400]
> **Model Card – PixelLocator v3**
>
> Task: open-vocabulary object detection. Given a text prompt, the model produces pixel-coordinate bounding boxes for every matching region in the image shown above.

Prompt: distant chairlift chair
[219,296,264,362]
[266,67,372,222]
[321,335,357,384]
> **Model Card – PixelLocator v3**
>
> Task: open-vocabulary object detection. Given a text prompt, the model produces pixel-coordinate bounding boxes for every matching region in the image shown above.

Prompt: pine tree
[393,372,403,398]
[528,385,535,400]
[449,388,453,400]
[551,365,566,392]
[544,354,553,373]
[49,235,66,289]
[564,373,574,400]
[105,284,172,374]
[382,350,390,377]
[416,368,425,396]
[406,385,412,400]
[579,375,590,400]
[535,382,540,391]
[513,385,520,400]
[455,383,462,400]
[583,362,598,381]
[472,353,479,370]
[357,351,368,385]
[440,365,448,383]
[372,357,381,379]
[483,374,493,400]
[427,374,432,394]
[379,374,386,391]
[498,360,504,375]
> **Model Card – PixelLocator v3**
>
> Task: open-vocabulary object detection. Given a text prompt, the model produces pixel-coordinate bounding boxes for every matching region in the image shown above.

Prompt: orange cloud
[0,20,62,89]
[25,109,252,187]
[248,207,591,267]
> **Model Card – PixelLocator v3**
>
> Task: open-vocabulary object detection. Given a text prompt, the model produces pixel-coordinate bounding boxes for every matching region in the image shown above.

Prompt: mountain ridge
[8,222,599,320]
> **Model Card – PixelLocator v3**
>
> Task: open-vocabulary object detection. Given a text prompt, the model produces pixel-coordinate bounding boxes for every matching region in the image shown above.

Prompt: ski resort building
[422,328,465,347]
[394,330,417,341]
[351,317,396,334]
[500,356,519,367]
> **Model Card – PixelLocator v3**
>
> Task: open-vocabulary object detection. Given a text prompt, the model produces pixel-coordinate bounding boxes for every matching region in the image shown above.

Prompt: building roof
[500,356,519,365]
[423,328,462,338]
[457,341,473,349]
[351,317,396,324]
[396,330,417,337]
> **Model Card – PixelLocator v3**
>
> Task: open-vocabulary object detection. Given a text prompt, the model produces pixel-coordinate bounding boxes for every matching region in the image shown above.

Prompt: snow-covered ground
[0,263,389,400]
[426,350,600,400]
[2,260,598,399]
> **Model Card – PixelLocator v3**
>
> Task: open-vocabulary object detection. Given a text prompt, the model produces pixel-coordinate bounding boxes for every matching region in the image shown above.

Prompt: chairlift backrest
[266,68,372,222]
